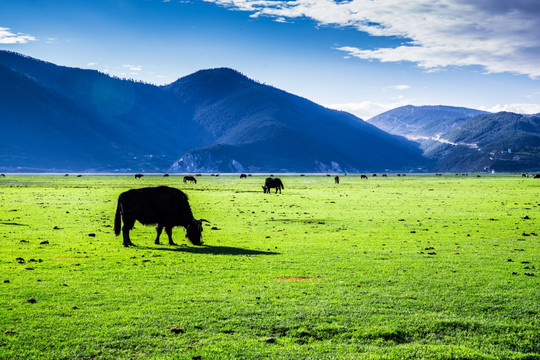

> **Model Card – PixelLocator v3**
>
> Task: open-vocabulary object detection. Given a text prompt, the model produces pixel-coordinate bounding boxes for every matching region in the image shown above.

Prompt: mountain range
[1,50,539,173]
[0,50,424,173]
[368,106,540,172]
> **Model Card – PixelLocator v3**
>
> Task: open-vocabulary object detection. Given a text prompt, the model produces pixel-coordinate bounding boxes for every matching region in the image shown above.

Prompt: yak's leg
[155,224,163,244]
[165,227,176,245]
[122,217,136,247]
[122,225,134,247]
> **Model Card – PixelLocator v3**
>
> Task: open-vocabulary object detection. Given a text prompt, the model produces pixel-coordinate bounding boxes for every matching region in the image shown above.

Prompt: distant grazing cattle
[183,175,197,184]
[64,174,69,177]
[114,186,208,247]
[195,174,202,177]
[240,174,247,179]
[534,174,540,179]
[334,175,339,184]
[0,174,5,177]
[263,177,284,194]
[361,175,368,179]
[382,174,387,177]
[135,174,144,179]
[164,174,169,177]
[372,174,377,177]
[397,174,401,177]
[522,173,528,178]
[77,175,82,177]
[326,174,331,177]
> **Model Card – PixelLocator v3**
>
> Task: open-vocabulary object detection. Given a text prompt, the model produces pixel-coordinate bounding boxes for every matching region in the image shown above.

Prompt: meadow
[0,174,538,359]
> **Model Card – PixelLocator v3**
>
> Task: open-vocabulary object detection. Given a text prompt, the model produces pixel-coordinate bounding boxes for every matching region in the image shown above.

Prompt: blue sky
[1,0,540,119]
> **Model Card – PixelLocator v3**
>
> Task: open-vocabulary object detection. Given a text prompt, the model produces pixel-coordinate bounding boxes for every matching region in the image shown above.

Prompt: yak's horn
[199,219,210,223]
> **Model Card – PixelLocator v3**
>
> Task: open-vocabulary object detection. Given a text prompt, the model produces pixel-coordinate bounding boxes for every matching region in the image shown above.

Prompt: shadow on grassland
[141,244,280,256]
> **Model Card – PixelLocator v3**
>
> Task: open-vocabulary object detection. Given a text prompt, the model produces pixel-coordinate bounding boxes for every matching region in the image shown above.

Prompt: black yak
[361,175,368,179]
[240,174,247,179]
[114,186,208,247]
[183,175,197,184]
[134,173,144,179]
[334,175,339,184]
[262,177,284,194]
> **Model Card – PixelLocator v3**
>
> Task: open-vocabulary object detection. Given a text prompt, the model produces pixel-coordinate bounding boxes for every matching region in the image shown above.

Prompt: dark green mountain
[0,51,425,173]
[368,105,540,172]
[427,112,540,172]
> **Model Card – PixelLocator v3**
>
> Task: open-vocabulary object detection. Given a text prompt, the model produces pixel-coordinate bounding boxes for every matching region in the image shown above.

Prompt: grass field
[0,174,538,359]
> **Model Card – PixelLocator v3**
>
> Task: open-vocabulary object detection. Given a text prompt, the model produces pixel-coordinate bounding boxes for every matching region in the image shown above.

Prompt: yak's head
[185,219,209,245]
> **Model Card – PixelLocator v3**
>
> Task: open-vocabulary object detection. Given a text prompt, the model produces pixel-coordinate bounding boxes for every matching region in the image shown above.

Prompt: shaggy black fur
[114,186,207,247]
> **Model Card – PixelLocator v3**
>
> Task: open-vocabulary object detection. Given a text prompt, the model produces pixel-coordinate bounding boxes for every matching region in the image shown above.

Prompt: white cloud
[0,27,36,44]
[122,64,143,71]
[203,0,540,78]
[386,84,410,91]
[87,62,98,67]
[483,103,540,115]
[325,100,409,120]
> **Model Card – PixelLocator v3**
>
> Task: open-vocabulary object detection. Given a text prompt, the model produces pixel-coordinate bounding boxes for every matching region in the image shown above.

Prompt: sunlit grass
[0,174,538,359]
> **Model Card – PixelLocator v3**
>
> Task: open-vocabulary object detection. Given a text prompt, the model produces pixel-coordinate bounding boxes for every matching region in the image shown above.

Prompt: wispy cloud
[123,64,143,72]
[325,100,409,120]
[386,85,410,91]
[483,103,540,115]
[203,0,540,78]
[0,27,36,44]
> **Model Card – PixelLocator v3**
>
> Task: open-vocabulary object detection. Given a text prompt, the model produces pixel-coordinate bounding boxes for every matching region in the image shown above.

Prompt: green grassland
[0,174,538,359]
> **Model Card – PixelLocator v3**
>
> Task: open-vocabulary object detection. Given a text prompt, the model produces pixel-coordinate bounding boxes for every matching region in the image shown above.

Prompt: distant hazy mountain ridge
[369,105,540,172]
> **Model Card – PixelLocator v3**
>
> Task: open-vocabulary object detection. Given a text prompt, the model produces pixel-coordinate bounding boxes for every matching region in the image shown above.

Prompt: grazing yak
[134,173,144,179]
[114,186,208,247]
[334,175,339,184]
[262,177,284,194]
[183,175,197,184]
[361,175,368,179]
[240,174,247,179]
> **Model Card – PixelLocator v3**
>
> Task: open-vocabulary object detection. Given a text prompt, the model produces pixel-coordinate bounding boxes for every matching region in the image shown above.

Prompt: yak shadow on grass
[0,222,28,226]
[140,244,280,256]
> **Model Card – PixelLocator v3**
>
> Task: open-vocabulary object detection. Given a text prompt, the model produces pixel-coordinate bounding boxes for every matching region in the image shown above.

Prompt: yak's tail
[114,199,122,236]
